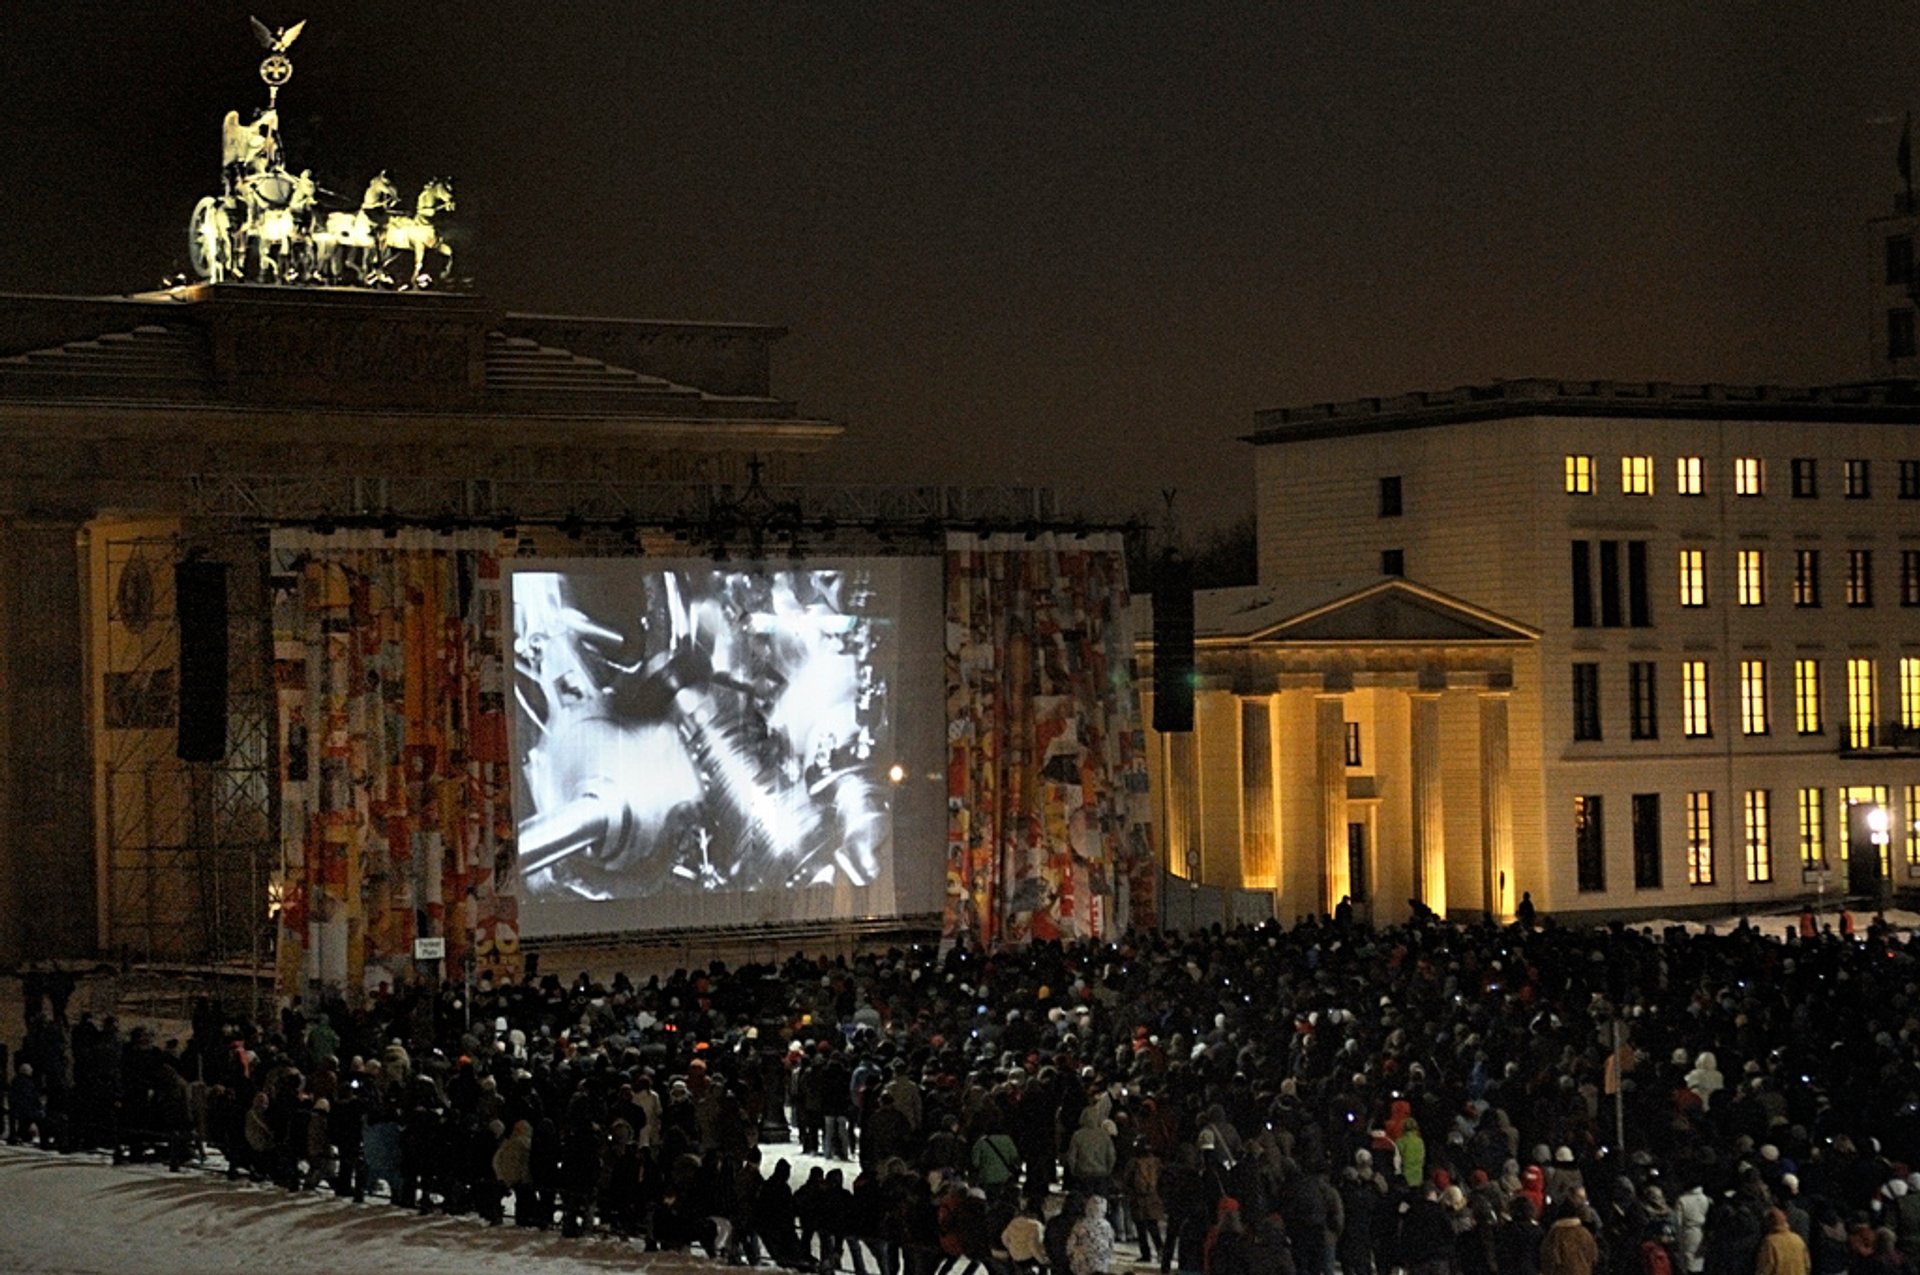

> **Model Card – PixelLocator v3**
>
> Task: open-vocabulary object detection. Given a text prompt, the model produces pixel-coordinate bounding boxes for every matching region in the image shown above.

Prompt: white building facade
[1149,379,1920,923]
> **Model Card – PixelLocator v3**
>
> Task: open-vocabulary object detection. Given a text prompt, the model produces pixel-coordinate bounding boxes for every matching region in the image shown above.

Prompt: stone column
[0,516,96,960]
[1239,695,1277,888]
[1163,728,1200,882]
[1315,692,1349,912]
[1479,690,1514,919]
[1410,690,1447,916]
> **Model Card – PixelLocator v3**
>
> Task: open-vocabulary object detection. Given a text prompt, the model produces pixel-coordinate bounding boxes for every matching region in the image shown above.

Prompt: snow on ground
[0,1143,720,1275]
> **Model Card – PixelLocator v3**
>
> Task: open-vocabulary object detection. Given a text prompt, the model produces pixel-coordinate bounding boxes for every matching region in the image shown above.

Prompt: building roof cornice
[1244,377,1920,445]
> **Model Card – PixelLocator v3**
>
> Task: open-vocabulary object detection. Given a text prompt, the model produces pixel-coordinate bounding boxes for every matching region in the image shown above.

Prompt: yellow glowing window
[1908,785,1920,867]
[1676,456,1704,496]
[1678,549,1706,607]
[1904,657,1920,730]
[1848,658,1877,748]
[1744,789,1772,884]
[1736,550,1765,606]
[1799,787,1824,871]
[1795,659,1822,735]
[1734,457,1764,496]
[1621,455,1654,495]
[1682,660,1711,738]
[1565,455,1594,494]
[1687,790,1715,885]
[1740,661,1769,736]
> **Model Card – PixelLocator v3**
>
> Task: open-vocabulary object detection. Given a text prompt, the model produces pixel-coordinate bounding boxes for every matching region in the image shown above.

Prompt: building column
[1238,695,1276,889]
[0,515,95,961]
[1410,690,1447,916]
[1479,690,1514,919]
[1315,692,1349,912]
[1162,728,1201,882]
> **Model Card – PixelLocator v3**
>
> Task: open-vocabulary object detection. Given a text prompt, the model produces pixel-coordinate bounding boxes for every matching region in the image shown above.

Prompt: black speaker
[176,561,229,762]
[1152,553,1194,733]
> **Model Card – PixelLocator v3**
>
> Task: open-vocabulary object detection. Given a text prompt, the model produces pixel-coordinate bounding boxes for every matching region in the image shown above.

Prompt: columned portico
[1143,577,1538,926]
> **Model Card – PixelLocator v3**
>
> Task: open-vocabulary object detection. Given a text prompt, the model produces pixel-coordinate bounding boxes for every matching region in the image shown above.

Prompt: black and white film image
[509,564,893,906]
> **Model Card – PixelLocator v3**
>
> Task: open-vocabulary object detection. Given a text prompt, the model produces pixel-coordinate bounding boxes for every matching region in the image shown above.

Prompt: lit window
[1791,458,1818,499]
[1794,549,1820,608]
[1740,660,1769,736]
[1734,457,1764,496]
[1682,660,1712,738]
[1794,659,1822,735]
[1908,785,1920,869]
[1687,790,1715,885]
[1572,664,1602,741]
[1901,459,1920,500]
[1848,658,1877,749]
[1621,455,1654,495]
[1678,549,1706,607]
[1565,455,1594,494]
[1344,721,1362,767]
[1799,788,1825,872]
[1675,456,1704,496]
[1575,794,1606,892]
[1848,550,1874,607]
[1736,550,1766,607]
[1744,789,1772,884]
[1903,550,1920,606]
[1845,459,1872,499]
[1902,656,1920,730]
[1629,661,1658,740]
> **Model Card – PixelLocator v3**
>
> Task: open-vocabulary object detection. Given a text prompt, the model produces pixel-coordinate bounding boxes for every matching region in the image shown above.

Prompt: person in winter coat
[1338,1153,1389,1275]
[1066,1109,1118,1198]
[1540,1205,1599,1275]
[1684,1054,1725,1113]
[1125,1142,1167,1266]
[1064,1192,1115,1275]
[493,1119,536,1226]
[1754,1209,1809,1275]
[9,1062,45,1145]
[302,1097,336,1190]
[1004,1201,1048,1275]
[1676,1184,1712,1274]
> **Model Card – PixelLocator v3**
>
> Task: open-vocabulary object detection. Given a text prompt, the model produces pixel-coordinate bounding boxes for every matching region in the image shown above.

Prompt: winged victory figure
[250,16,306,54]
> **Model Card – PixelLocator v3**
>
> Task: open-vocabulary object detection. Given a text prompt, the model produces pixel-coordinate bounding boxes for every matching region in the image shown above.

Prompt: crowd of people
[7,908,1920,1275]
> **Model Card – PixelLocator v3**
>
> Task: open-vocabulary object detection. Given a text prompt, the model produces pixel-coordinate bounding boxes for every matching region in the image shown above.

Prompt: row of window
[1572,543,1920,622]
[1570,656,1920,747]
[1574,787,1913,892]
[1564,454,1920,499]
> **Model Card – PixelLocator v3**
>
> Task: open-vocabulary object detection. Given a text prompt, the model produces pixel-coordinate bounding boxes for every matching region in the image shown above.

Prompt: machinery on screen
[510,565,891,905]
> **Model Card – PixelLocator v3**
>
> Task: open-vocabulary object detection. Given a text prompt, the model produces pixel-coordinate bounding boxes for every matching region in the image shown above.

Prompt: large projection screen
[506,557,946,939]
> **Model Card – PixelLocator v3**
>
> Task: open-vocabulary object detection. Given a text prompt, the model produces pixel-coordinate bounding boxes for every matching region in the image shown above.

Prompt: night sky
[2,2,1916,534]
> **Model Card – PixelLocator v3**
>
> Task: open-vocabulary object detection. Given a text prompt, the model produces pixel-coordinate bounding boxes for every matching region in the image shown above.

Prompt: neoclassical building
[1147,379,1920,924]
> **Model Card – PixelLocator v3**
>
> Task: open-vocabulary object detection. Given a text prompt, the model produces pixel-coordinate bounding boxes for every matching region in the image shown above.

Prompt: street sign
[413,936,446,960]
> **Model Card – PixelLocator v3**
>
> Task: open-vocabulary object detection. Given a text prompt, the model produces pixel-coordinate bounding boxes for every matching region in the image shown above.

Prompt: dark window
[1379,476,1402,518]
[1633,793,1663,889]
[1904,550,1920,607]
[1344,722,1362,767]
[1891,308,1917,361]
[1571,541,1594,628]
[1599,540,1623,628]
[1630,661,1659,740]
[1381,548,1405,577]
[1576,795,1606,892]
[1795,549,1821,608]
[1791,458,1818,498]
[1573,663,1602,741]
[1849,550,1874,607]
[1627,540,1650,627]
[1891,234,1914,286]
[1845,459,1872,499]
[1901,460,1920,500]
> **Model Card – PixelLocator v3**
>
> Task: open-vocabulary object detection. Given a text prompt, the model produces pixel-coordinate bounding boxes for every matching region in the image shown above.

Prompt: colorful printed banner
[944,532,1155,944]
[270,534,519,1000]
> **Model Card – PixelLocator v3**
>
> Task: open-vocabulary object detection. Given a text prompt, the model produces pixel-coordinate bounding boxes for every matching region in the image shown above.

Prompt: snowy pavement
[0,1143,719,1275]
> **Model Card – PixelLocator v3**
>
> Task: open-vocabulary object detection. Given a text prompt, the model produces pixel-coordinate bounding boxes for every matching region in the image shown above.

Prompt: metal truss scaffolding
[99,527,275,977]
